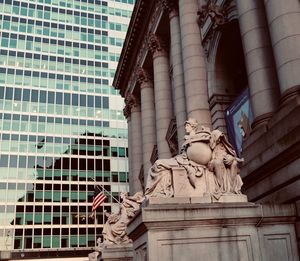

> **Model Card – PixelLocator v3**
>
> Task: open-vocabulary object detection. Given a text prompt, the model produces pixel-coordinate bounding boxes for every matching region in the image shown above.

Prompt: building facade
[113,0,300,249]
[0,0,134,258]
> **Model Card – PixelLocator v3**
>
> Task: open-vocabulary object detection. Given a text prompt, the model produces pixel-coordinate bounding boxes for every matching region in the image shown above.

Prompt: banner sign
[225,88,253,157]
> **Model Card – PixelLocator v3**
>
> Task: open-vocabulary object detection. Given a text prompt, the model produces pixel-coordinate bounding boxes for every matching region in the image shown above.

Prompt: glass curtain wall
[0,0,133,251]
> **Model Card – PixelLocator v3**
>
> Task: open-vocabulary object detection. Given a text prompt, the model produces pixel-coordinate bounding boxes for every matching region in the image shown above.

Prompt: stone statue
[145,118,212,198]
[98,118,246,250]
[208,129,244,198]
[101,191,144,246]
[145,118,245,200]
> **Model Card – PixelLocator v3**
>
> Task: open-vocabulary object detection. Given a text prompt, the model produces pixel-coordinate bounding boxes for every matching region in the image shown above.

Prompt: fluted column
[162,0,187,145]
[136,68,157,183]
[264,0,300,103]
[148,34,173,159]
[179,0,212,128]
[236,0,280,130]
[124,93,143,194]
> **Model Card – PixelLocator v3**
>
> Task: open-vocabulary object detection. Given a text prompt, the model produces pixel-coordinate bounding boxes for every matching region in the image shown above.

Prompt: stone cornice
[113,0,156,97]
[113,0,167,97]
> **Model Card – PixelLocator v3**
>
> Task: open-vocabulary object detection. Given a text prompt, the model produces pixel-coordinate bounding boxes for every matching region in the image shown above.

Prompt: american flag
[92,186,107,212]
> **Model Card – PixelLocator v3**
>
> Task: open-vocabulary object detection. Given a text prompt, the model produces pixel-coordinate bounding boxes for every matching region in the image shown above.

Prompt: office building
[0,0,134,258]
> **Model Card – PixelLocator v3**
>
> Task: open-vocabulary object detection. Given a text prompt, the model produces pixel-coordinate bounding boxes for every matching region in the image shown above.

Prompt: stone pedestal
[172,167,248,203]
[100,244,133,261]
[128,202,299,261]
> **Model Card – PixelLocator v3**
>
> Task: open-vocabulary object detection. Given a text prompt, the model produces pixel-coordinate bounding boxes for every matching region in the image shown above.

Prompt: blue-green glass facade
[0,0,133,252]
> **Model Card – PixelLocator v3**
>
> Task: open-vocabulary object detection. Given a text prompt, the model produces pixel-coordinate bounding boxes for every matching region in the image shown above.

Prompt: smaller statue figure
[209,130,244,198]
[101,191,144,246]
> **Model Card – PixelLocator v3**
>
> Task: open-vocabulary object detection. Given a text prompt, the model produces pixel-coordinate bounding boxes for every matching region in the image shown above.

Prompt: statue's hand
[223,155,234,165]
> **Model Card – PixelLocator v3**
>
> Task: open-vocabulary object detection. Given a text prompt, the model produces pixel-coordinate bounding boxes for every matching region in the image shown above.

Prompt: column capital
[136,67,153,87]
[147,33,168,56]
[123,93,140,118]
[160,0,178,17]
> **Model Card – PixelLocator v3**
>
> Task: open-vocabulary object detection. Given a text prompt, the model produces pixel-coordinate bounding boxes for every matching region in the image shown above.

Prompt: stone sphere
[186,142,212,165]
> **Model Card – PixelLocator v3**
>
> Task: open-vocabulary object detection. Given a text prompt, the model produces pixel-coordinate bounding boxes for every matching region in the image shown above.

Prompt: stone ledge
[100,244,133,261]
[143,194,248,206]
[128,203,296,237]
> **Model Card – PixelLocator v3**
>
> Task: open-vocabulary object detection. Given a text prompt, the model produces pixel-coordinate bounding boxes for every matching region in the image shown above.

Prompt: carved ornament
[160,0,178,14]
[136,67,153,86]
[198,1,229,30]
[123,93,140,118]
[147,33,168,55]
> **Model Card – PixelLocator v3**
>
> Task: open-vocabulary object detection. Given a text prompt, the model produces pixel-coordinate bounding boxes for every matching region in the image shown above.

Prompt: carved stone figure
[145,118,212,197]
[101,191,144,246]
[99,118,246,249]
[145,118,245,199]
[208,129,244,198]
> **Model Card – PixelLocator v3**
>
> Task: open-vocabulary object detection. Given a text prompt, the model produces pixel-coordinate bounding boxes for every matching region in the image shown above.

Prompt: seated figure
[145,118,244,199]
[145,118,212,198]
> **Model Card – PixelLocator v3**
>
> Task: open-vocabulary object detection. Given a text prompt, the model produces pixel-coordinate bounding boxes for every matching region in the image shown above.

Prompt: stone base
[100,244,133,261]
[213,194,248,203]
[128,203,299,261]
[143,194,248,205]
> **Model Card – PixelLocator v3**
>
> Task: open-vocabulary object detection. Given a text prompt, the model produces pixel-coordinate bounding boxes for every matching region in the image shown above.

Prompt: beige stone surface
[128,203,299,261]
[101,244,133,261]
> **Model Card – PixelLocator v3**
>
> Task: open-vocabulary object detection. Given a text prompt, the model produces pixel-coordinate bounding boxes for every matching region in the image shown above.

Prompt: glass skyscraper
[0,0,134,257]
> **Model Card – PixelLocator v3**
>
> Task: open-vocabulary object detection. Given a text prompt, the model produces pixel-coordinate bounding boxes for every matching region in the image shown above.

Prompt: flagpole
[89,177,121,204]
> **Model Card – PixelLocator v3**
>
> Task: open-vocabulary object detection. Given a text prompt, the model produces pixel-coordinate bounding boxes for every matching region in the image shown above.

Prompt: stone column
[124,93,143,194]
[136,68,157,183]
[123,106,133,192]
[236,0,280,129]
[162,0,187,146]
[178,0,212,128]
[148,34,173,159]
[264,0,300,103]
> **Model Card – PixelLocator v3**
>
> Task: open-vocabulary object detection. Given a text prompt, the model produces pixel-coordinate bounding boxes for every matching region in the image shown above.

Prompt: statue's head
[184,118,198,133]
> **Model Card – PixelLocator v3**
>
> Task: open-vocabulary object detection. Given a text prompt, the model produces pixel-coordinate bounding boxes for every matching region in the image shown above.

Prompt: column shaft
[153,50,173,158]
[264,0,300,102]
[140,81,156,184]
[130,106,143,194]
[179,0,212,128]
[169,9,187,145]
[126,117,134,194]
[236,0,279,129]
